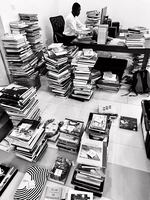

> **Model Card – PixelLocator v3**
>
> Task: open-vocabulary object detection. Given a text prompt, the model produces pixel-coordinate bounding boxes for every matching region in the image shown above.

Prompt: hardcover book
[14,165,49,200]
[0,164,18,196]
[119,116,138,131]
[67,189,93,200]
[48,156,72,185]
[44,186,62,200]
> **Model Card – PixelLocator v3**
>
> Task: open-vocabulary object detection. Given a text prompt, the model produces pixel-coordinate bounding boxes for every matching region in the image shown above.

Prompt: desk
[0,87,150,200]
[72,39,150,69]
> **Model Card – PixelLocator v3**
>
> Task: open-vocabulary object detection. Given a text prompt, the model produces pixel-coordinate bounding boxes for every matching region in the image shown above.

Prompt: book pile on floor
[71,138,107,197]
[70,49,98,100]
[8,118,47,162]
[19,13,43,52]
[85,10,101,29]
[1,33,41,88]
[45,44,73,97]
[96,71,120,92]
[57,118,84,153]
[85,112,111,141]
[0,84,40,126]
[48,156,72,184]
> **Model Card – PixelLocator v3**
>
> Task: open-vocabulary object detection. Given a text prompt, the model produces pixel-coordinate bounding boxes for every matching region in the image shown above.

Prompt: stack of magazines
[57,118,84,153]
[70,49,98,100]
[19,13,43,52]
[0,84,40,126]
[9,20,28,36]
[86,112,111,141]
[45,45,73,97]
[71,138,107,197]
[8,118,47,162]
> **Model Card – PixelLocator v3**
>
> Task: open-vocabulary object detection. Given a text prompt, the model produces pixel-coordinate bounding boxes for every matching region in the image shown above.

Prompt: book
[89,113,108,132]
[67,189,93,200]
[44,186,62,200]
[77,139,104,167]
[0,164,18,196]
[48,156,72,185]
[119,116,138,131]
[59,118,84,137]
[14,165,49,200]
[43,119,59,142]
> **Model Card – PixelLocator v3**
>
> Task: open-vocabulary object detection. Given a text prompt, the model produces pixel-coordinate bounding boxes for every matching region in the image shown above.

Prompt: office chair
[49,15,65,43]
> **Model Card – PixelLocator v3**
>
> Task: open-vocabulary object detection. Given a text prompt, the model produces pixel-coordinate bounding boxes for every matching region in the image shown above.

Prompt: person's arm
[75,17,86,29]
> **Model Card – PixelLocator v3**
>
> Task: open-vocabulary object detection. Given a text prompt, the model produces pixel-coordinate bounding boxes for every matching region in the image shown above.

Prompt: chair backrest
[50,15,65,42]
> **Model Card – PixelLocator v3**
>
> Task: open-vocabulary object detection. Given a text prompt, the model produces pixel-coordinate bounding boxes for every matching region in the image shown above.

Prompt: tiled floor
[37,76,150,200]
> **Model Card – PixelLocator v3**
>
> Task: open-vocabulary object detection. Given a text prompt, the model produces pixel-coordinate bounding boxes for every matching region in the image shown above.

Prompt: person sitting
[63,2,90,44]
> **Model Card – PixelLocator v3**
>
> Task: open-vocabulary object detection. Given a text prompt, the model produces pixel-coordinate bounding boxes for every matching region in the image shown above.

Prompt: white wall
[0,0,59,45]
[0,0,150,46]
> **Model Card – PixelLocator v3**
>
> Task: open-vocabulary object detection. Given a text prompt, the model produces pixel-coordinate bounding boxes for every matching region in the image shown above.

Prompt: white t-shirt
[63,13,86,36]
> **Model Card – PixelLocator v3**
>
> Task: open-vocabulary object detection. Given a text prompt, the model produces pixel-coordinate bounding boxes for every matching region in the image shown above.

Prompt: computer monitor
[100,6,107,24]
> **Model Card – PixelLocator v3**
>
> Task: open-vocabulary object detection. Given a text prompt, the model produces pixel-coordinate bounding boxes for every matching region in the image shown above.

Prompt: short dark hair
[72,2,81,12]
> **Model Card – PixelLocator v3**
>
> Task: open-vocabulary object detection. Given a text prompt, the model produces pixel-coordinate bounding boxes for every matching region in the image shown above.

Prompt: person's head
[72,2,81,17]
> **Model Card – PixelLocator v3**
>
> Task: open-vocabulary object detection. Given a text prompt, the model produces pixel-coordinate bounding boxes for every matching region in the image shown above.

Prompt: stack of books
[85,10,101,29]
[1,34,41,88]
[19,13,43,52]
[97,71,120,92]
[85,113,111,141]
[57,118,84,154]
[48,156,72,184]
[45,45,73,97]
[70,49,98,100]
[0,84,40,126]
[9,20,28,36]
[71,138,107,197]
[8,119,47,162]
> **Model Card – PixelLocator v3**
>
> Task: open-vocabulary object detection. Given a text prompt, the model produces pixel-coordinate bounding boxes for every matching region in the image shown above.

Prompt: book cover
[67,189,93,200]
[14,165,49,200]
[119,116,138,131]
[77,139,104,167]
[44,186,62,200]
[0,164,18,196]
[88,113,108,132]
[48,156,72,185]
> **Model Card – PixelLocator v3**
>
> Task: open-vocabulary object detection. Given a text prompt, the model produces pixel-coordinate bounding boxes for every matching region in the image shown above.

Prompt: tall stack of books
[1,33,41,88]
[85,10,101,29]
[57,118,84,154]
[8,119,47,162]
[96,71,120,92]
[0,84,40,126]
[70,49,98,100]
[19,13,43,52]
[45,44,73,97]
[71,138,107,197]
